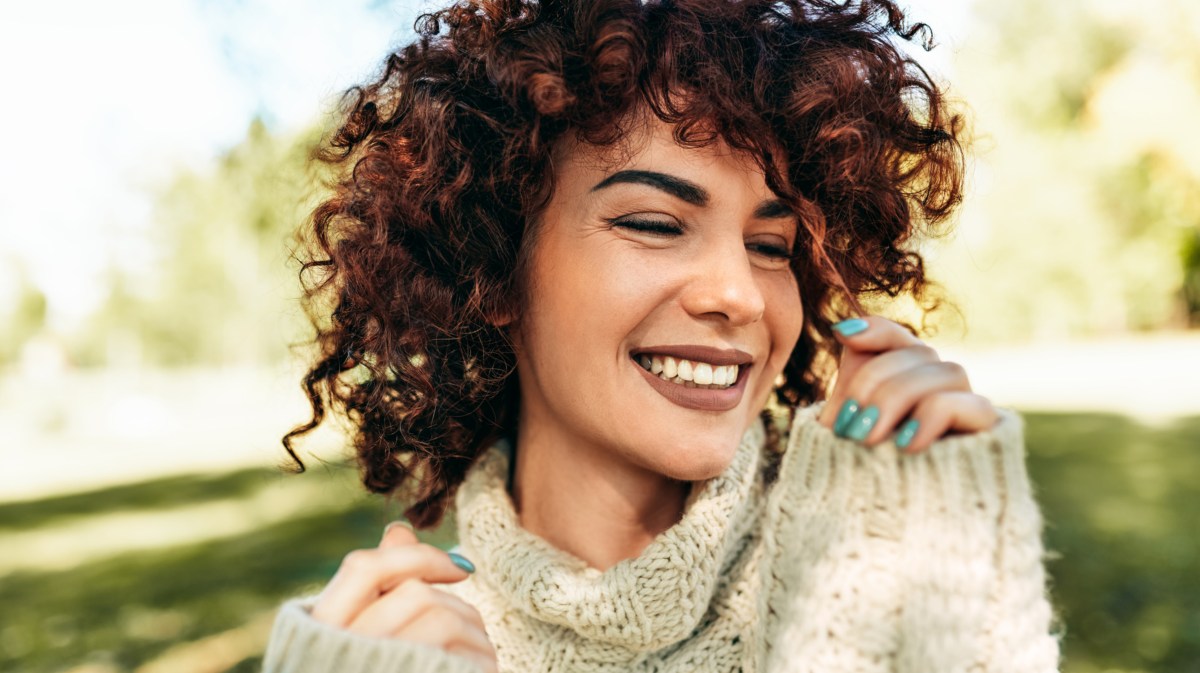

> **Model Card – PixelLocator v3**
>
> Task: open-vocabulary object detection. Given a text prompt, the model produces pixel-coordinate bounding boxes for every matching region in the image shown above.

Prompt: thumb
[380,520,420,549]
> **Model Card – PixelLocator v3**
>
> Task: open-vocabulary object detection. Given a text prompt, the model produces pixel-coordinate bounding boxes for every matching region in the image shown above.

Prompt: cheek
[521,242,652,365]
[764,274,805,365]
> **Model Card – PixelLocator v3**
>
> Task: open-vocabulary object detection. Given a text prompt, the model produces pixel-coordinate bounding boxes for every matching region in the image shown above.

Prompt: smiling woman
[263,0,1059,671]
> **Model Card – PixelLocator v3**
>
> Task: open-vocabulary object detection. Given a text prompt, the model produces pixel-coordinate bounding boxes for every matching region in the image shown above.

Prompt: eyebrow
[590,169,794,219]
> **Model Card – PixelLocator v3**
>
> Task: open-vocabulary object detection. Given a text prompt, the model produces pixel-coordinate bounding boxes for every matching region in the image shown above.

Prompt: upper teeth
[637,355,739,389]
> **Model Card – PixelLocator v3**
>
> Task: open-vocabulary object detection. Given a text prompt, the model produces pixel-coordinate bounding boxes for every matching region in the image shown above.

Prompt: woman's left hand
[816,315,999,453]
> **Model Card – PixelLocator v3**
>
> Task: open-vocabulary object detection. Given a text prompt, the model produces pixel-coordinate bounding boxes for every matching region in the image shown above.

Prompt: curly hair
[283,0,964,528]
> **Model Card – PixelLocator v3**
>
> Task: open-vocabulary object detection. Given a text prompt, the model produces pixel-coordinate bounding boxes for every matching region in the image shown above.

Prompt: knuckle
[340,549,374,574]
[965,391,993,414]
[913,343,940,361]
[941,360,968,384]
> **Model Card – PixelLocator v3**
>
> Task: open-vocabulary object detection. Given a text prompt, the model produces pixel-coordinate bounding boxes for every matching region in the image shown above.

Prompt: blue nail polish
[832,318,869,337]
[833,399,860,437]
[846,405,880,442]
[448,551,475,574]
[895,418,920,450]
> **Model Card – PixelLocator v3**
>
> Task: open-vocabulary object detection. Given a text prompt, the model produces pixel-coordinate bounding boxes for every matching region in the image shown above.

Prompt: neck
[510,417,690,572]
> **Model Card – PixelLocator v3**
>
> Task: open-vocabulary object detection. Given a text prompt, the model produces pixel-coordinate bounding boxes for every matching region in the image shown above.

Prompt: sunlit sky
[0,0,967,331]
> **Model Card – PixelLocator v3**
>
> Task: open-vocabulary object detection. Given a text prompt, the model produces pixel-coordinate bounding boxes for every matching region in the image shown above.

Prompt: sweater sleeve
[765,405,1060,673]
[261,596,483,673]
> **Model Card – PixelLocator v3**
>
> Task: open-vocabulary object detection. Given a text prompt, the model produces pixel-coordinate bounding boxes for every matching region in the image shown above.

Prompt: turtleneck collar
[454,418,767,653]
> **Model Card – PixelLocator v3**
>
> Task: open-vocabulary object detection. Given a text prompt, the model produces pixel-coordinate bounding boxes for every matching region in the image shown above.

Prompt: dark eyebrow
[590,169,794,219]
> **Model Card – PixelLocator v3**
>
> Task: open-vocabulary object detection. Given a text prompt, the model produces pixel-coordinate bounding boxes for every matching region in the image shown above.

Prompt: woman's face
[513,117,804,480]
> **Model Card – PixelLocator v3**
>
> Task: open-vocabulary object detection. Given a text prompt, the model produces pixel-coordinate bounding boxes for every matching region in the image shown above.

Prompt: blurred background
[1,0,1197,671]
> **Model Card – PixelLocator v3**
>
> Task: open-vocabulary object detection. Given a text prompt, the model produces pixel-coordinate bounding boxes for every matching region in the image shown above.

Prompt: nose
[679,239,766,326]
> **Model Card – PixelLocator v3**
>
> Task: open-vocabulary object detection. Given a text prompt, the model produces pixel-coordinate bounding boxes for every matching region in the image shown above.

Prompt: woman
[264,0,1059,671]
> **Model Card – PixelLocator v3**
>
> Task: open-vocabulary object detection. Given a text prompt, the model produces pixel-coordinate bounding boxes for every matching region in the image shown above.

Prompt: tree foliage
[72,119,326,367]
[928,0,1200,342]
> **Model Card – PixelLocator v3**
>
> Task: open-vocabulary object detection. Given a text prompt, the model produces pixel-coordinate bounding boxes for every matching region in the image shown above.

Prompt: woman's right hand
[310,522,498,673]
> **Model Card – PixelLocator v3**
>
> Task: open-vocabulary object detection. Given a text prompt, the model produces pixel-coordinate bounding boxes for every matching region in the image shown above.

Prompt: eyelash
[613,218,683,236]
[612,218,794,261]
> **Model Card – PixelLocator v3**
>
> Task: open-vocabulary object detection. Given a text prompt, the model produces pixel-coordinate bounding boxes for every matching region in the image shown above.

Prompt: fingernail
[845,405,880,442]
[447,551,475,574]
[832,318,869,337]
[895,418,920,451]
[833,398,860,437]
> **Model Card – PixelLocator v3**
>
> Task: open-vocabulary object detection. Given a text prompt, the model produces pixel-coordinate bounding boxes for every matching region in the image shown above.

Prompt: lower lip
[632,357,751,412]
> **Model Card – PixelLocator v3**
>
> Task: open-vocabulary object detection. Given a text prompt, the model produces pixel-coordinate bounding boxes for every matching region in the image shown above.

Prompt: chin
[647,430,745,482]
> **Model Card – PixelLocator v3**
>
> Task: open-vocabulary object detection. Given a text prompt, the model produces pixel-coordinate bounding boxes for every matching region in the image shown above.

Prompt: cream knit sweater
[263,403,1060,672]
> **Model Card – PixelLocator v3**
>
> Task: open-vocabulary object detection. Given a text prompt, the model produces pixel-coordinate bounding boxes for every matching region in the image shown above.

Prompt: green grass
[1023,413,1200,671]
[0,468,286,533]
[1,413,1197,672]
[0,464,455,673]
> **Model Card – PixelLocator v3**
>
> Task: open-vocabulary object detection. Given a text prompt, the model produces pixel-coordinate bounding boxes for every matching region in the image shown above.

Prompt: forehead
[551,114,775,201]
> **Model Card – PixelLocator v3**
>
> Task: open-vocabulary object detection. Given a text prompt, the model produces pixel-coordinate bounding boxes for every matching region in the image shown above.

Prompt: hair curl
[284,0,965,528]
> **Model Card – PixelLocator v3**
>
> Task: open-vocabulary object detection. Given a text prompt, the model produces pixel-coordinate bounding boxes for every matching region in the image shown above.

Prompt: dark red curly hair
[284,0,964,528]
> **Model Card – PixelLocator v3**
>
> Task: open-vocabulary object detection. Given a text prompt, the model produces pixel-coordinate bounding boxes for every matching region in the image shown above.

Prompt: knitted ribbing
[262,403,1060,673]
[263,597,477,673]
[451,417,768,668]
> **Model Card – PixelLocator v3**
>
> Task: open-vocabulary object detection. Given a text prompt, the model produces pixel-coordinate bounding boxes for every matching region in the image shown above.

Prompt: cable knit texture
[262,404,1060,672]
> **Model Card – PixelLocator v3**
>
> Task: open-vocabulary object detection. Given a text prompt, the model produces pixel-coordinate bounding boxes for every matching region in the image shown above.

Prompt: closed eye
[748,242,792,260]
[608,218,684,236]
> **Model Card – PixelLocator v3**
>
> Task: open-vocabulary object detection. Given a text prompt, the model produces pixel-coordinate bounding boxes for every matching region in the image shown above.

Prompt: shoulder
[774,402,1030,507]
[760,405,1058,669]
[763,402,1042,554]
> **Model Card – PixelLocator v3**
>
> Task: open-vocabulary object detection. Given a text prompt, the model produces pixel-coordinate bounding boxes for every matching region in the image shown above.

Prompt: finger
[825,344,940,435]
[349,579,488,637]
[899,391,1000,454]
[379,520,419,549]
[396,606,498,670]
[819,316,926,428]
[834,344,940,408]
[853,361,970,446]
[310,545,470,627]
[830,315,923,353]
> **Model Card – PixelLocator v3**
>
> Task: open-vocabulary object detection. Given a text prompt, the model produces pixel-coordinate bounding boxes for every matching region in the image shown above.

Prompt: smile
[629,346,752,412]
[635,355,739,390]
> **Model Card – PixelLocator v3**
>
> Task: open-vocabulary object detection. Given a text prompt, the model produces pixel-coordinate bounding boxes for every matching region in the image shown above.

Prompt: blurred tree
[74,118,326,367]
[0,272,48,364]
[1183,230,1200,326]
[928,0,1200,341]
